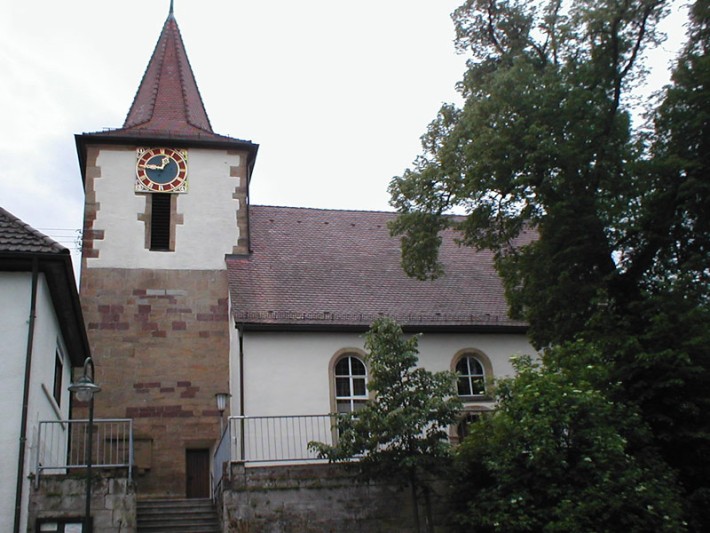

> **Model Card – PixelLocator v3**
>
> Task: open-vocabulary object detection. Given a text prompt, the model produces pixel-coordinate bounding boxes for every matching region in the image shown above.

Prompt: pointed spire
[122,7,213,136]
[76,1,259,183]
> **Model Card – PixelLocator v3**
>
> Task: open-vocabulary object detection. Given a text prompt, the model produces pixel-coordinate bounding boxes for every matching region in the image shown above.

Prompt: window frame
[52,346,64,407]
[451,406,494,444]
[328,349,370,415]
[451,349,494,400]
[35,516,85,532]
[149,192,173,251]
[139,192,181,252]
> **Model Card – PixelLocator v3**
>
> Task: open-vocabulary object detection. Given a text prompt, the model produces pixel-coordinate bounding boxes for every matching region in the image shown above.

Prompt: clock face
[136,147,188,193]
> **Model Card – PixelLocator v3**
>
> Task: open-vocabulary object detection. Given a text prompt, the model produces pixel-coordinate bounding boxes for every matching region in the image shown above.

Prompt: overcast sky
[0,0,689,263]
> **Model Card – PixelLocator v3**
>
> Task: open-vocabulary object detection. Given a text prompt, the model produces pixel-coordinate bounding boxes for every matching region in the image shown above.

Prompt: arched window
[456,412,481,442]
[333,354,368,414]
[450,350,494,444]
[454,353,490,397]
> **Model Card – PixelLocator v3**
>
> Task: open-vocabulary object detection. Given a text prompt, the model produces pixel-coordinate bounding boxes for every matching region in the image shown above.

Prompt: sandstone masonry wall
[80,268,230,497]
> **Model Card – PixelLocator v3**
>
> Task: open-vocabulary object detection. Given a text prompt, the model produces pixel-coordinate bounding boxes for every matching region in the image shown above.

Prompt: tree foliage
[451,347,687,533]
[388,0,708,346]
[310,317,462,532]
[389,0,710,529]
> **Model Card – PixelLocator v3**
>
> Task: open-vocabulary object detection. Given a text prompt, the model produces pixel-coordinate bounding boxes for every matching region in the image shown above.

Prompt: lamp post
[68,357,101,533]
[215,392,230,434]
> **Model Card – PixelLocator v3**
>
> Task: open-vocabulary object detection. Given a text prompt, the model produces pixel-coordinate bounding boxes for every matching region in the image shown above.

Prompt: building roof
[227,206,529,332]
[77,8,254,147]
[0,207,67,254]
[75,8,258,182]
[121,9,212,135]
[0,207,89,366]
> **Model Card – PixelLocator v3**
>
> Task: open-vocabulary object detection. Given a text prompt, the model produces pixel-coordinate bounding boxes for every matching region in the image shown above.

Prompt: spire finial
[169,0,174,16]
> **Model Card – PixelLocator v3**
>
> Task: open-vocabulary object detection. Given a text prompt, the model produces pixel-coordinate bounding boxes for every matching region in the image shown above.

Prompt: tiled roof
[123,11,211,133]
[0,207,67,255]
[78,11,256,149]
[227,206,530,330]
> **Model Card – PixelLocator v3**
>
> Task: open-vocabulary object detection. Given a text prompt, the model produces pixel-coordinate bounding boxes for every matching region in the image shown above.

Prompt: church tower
[76,4,257,497]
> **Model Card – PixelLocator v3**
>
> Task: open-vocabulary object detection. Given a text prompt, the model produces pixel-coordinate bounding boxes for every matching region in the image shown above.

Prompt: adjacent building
[0,207,89,533]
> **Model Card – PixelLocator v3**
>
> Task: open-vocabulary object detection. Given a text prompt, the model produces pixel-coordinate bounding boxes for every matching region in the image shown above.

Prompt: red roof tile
[75,10,258,173]
[227,206,530,330]
[0,207,67,254]
[123,11,211,135]
[85,11,246,145]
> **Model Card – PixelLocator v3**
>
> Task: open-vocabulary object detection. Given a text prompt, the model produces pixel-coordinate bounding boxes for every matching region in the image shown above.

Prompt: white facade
[88,146,244,270]
[230,329,535,418]
[0,272,73,533]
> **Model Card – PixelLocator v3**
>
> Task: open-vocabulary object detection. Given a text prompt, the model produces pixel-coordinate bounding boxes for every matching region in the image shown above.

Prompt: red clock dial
[136,148,188,193]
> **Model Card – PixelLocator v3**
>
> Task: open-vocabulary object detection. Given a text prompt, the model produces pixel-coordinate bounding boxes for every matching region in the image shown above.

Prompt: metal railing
[213,414,337,492]
[35,419,133,487]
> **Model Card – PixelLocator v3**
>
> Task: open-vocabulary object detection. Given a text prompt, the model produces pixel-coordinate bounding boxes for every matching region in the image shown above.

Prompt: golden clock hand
[140,157,171,170]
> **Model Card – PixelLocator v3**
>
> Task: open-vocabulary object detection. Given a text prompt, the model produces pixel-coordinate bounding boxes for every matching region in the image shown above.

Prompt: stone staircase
[137,498,220,532]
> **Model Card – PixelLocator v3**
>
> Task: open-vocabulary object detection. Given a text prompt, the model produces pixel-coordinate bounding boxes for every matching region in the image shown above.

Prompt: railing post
[240,416,245,462]
[128,419,134,484]
[34,421,43,489]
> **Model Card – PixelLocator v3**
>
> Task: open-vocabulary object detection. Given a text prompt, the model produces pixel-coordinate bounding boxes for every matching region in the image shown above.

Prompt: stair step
[137,498,214,507]
[139,507,215,515]
[137,498,220,533]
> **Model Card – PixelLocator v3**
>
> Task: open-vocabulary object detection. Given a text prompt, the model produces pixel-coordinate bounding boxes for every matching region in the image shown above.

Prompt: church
[28,2,535,529]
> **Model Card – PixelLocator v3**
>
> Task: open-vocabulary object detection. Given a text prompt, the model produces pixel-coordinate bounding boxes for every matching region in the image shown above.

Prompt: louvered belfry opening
[150,193,172,251]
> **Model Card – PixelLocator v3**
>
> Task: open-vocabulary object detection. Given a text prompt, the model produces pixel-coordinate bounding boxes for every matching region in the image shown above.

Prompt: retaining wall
[219,463,450,533]
[29,475,135,533]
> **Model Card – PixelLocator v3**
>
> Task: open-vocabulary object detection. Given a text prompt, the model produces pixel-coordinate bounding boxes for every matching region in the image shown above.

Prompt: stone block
[30,475,136,533]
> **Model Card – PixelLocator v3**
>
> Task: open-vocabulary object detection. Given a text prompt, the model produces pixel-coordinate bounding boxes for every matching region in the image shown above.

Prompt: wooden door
[186,448,210,498]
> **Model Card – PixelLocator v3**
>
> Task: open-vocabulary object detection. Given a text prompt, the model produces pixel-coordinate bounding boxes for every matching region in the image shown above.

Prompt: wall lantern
[215,392,231,434]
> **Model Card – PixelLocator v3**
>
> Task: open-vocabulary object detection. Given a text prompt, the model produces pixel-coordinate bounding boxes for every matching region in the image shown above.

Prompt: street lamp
[215,392,230,434]
[68,357,101,533]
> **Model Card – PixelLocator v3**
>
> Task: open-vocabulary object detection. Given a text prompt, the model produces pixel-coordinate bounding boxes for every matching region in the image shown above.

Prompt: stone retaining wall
[29,475,135,533]
[219,463,450,533]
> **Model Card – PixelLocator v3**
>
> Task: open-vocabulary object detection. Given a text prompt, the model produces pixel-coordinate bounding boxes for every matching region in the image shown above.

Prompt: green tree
[390,0,674,346]
[310,317,462,533]
[451,346,687,533]
[626,3,710,526]
[389,0,710,527]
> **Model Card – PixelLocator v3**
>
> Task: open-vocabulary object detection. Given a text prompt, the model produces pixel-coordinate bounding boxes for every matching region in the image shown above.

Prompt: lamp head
[68,374,101,402]
[215,392,230,413]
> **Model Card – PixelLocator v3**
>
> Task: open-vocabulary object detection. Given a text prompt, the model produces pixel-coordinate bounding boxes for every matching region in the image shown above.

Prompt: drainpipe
[14,257,39,533]
[238,325,245,461]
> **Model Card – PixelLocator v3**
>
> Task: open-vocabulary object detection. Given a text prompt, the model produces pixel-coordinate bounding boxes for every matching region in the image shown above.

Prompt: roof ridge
[252,204,398,215]
[121,18,169,129]
[175,20,213,133]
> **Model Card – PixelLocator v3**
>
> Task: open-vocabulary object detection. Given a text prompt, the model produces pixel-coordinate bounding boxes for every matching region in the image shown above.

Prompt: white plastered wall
[88,146,243,270]
[230,330,535,418]
[0,273,73,533]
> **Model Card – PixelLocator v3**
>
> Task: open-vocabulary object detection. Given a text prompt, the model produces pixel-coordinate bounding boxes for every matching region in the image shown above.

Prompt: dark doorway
[186,448,210,498]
